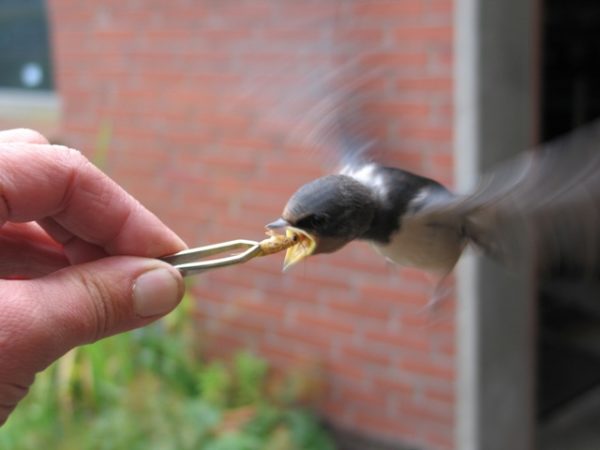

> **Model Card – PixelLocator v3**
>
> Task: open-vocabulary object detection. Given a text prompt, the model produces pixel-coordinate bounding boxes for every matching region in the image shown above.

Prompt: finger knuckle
[50,144,87,168]
[49,145,93,209]
[71,269,117,343]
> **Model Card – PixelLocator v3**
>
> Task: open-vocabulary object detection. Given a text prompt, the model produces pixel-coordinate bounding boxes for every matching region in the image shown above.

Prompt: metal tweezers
[161,239,264,276]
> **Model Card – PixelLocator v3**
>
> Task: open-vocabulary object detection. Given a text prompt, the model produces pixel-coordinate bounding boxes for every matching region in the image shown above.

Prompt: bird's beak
[283,226,317,270]
[266,219,317,270]
[266,218,290,230]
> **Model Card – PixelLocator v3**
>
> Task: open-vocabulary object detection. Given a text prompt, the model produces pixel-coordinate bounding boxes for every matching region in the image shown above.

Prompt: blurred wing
[421,119,600,277]
[223,5,389,172]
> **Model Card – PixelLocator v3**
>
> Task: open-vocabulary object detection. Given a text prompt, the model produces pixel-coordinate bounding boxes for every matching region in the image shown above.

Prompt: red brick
[49,10,94,30]
[258,340,304,366]
[373,376,415,396]
[353,1,424,18]
[262,27,320,43]
[330,252,390,277]
[198,153,258,173]
[401,126,453,142]
[423,428,455,450]
[396,77,453,92]
[262,160,323,179]
[294,311,356,336]
[281,2,342,21]
[436,334,456,356]
[238,196,295,219]
[397,401,454,426]
[341,344,393,367]
[238,51,303,69]
[164,88,220,109]
[324,359,367,383]
[93,28,137,44]
[337,385,384,408]
[188,72,242,87]
[361,51,428,68]
[295,269,353,292]
[320,400,352,419]
[196,112,252,130]
[163,129,212,149]
[278,326,333,350]
[352,412,419,442]
[399,312,434,329]
[394,26,453,43]
[399,357,454,380]
[359,284,429,307]
[236,299,287,320]
[431,151,454,169]
[423,386,455,406]
[202,333,245,357]
[428,0,454,13]
[213,1,271,22]
[409,312,456,335]
[253,281,318,305]
[365,101,430,118]
[218,316,267,335]
[365,329,432,352]
[325,297,389,321]
[335,28,385,45]
[204,28,256,44]
[219,137,273,152]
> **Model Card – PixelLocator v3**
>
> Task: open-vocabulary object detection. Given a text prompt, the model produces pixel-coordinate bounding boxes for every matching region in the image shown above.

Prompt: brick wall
[47,1,455,449]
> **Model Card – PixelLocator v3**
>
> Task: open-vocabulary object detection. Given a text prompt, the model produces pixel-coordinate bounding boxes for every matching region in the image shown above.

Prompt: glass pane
[0,0,53,90]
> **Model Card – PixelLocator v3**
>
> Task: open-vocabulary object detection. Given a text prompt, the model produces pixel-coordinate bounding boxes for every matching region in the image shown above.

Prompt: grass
[1,290,335,450]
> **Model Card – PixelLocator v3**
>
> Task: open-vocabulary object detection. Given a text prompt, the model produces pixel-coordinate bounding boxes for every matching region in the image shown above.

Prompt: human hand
[0,129,186,425]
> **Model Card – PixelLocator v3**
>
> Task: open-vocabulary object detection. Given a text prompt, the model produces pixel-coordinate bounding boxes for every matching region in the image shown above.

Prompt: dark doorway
[538,0,600,447]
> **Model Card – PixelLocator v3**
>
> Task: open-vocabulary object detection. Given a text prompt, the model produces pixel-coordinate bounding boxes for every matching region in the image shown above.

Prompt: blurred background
[0,0,598,449]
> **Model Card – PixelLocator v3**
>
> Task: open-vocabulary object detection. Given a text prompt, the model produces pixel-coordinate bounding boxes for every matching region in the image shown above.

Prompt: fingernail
[133,268,183,317]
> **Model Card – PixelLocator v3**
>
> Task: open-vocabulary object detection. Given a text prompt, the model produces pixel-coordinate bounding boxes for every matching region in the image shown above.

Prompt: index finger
[0,143,186,257]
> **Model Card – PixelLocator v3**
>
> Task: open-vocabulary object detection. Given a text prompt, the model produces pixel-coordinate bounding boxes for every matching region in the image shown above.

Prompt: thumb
[6,257,185,373]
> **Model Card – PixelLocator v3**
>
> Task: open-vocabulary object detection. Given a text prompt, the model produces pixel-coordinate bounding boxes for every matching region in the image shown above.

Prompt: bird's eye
[297,214,327,229]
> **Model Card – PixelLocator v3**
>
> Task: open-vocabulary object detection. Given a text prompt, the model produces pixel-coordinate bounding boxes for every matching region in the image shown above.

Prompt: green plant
[0,291,335,450]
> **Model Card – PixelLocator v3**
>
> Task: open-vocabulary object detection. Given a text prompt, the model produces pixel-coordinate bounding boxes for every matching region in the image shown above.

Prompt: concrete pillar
[454,0,538,449]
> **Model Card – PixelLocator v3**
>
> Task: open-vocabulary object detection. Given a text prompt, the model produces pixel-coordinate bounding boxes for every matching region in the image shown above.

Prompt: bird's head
[267,174,376,269]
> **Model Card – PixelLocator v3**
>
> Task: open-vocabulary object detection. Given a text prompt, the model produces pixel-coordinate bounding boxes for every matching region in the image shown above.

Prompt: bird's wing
[221,5,391,173]
[418,119,600,277]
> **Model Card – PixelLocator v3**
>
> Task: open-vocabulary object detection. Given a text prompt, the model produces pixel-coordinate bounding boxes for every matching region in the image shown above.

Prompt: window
[0,0,53,91]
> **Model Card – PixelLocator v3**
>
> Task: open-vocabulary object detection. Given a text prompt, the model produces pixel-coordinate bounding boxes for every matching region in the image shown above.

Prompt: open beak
[283,226,317,270]
[266,219,317,270]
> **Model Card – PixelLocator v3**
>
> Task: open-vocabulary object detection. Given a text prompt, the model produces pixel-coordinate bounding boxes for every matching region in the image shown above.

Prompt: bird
[218,7,600,287]
[266,119,600,287]
[266,161,463,274]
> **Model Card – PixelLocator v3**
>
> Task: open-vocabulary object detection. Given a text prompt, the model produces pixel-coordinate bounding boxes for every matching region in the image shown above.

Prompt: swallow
[267,120,600,282]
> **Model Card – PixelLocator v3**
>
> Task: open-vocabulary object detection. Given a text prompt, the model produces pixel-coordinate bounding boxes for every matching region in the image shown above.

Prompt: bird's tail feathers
[451,119,600,277]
